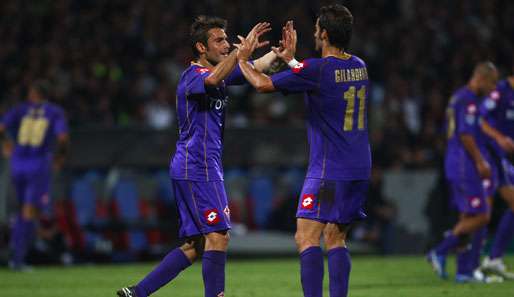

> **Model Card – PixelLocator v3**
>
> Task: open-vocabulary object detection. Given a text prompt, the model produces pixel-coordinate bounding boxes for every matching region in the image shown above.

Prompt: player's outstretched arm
[481,120,514,153]
[53,133,70,171]
[236,35,275,93]
[205,22,271,86]
[253,51,277,73]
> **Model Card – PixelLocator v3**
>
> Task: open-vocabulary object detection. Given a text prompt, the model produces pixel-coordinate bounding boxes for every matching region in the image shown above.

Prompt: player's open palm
[272,20,297,63]
[235,22,271,61]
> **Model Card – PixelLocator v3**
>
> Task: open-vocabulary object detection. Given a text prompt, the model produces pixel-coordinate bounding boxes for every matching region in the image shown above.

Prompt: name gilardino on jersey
[334,67,368,83]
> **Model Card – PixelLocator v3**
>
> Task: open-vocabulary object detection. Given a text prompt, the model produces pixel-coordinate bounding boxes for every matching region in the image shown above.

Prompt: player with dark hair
[235,5,370,297]
[0,80,69,271]
[427,62,499,282]
[477,71,514,279]
[116,16,273,297]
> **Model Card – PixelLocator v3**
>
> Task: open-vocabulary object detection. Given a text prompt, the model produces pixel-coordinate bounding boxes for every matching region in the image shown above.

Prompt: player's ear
[320,29,329,41]
[195,42,207,55]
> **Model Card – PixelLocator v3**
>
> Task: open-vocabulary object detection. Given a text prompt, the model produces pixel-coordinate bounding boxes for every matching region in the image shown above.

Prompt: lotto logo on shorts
[204,209,220,225]
[468,197,482,209]
[301,194,315,210]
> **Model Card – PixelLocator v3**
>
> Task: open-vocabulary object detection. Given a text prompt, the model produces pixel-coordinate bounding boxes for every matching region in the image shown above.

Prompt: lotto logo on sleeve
[292,61,307,73]
[204,209,220,225]
[196,67,210,74]
[301,194,316,210]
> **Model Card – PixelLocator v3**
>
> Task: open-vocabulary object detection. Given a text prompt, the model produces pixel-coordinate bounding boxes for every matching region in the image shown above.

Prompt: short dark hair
[190,15,227,58]
[318,4,353,50]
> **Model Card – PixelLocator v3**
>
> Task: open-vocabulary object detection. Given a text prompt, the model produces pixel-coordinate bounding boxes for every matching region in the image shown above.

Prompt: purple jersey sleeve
[225,62,253,86]
[53,108,69,135]
[479,89,502,127]
[186,67,211,96]
[456,101,478,135]
[271,59,320,95]
[1,106,21,130]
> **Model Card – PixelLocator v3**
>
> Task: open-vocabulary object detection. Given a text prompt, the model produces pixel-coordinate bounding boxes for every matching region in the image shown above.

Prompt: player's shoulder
[348,54,367,68]
[44,102,65,114]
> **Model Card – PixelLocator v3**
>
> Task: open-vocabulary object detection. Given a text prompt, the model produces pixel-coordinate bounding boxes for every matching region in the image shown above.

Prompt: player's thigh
[448,179,489,215]
[26,170,51,212]
[323,223,350,243]
[172,179,231,238]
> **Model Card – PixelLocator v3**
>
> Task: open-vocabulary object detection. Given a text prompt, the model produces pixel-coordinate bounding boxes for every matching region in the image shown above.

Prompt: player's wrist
[287,58,300,68]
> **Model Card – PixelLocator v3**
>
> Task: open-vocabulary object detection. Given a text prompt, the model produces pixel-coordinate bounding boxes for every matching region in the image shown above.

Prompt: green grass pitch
[1,255,513,296]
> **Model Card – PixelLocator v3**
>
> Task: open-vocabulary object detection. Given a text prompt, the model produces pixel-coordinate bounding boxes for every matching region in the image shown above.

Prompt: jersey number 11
[342,86,366,131]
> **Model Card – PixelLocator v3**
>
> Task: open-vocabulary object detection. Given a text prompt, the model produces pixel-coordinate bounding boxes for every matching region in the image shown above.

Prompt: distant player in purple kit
[478,72,514,279]
[117,16,275,297]
[427,62,499,282]
[236,5,370,297]
[0,80,69,270]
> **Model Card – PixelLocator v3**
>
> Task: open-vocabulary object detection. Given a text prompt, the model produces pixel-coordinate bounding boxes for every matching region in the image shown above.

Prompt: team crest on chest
[204,209,221,225]
[301,194,315,210]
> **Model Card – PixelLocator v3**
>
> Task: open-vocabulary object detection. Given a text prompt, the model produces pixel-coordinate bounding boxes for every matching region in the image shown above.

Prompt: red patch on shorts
[468,197,482,209]
[301,194,315,210]
[204,209,220,225]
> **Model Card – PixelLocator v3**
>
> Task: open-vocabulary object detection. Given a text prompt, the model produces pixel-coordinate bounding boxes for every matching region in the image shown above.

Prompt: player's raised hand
[272,20,297,63]
[234,22,271,61]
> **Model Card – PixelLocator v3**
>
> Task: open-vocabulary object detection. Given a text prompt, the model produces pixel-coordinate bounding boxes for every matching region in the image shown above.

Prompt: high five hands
[235,20,296,63]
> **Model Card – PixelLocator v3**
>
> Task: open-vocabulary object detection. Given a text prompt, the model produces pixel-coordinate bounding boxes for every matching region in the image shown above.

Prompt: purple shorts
[296,178,369,225]
[448,179,490,214]
[11,164,51,211]
[171,179,231,238]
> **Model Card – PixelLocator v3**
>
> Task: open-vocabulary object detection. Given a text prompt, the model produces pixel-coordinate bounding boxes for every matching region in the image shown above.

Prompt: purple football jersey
[480,79,514,156]
[445,87,490,180]
[271,55,371,180]
[2,102,68,164]
[170,63,246,181]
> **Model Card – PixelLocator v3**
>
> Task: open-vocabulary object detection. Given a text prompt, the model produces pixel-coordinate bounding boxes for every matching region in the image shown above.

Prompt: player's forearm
[253,51,277,72]
[460,134,486,163]
[55,134,70,159]
[238,61,275,93]
[204,49,238,86]
[481,120,506,144]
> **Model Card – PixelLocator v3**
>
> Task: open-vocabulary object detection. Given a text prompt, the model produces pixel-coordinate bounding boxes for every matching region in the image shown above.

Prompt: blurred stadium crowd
[1,0,513,260]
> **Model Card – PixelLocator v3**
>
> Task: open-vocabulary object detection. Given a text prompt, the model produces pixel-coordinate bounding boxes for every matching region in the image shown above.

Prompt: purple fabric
[136,248,192,297]
[172,179,231,239]
[297,178,368,224]
[445,86,491,181]
[299,246,324,297]
[435,233,460,256]
[10,215,35,266]
[271,56,371,180]
[171,63,230,182]
[202,251,227,297]
[328,247,351,297]
[490,210,514,259]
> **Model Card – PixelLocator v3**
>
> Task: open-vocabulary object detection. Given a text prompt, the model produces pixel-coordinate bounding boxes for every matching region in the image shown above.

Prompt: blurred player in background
[0,80,69,271]
[117,16,275,297]
[236,5,371,297]
[478,70,514,280]
[427,62,499,282]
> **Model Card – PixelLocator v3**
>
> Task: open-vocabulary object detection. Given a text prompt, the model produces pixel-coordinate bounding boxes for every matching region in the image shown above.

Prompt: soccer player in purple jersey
[0,80,69,271]
[427,62,499,282]
[236,5,370,297]
[477,72,514,279]
[117,17,274,297]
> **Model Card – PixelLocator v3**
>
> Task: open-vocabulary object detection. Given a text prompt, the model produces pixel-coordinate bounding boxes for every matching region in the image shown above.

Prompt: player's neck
[321,45,346,59]
[467,80,480,96]
[194,57,214,69]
